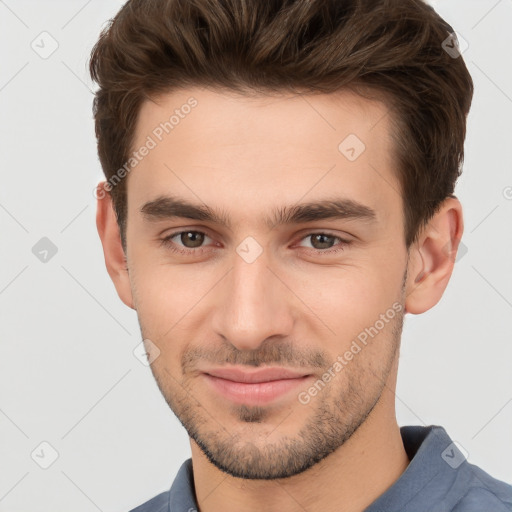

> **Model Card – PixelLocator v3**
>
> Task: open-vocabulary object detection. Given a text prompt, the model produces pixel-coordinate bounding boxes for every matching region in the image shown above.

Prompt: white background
[0,0,511,510]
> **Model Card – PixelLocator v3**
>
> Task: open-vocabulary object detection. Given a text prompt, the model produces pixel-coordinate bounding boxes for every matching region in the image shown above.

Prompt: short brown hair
[89,0,473,251]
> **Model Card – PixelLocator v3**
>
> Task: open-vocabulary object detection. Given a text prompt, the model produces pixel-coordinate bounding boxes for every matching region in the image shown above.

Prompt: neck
[190,361,409,512]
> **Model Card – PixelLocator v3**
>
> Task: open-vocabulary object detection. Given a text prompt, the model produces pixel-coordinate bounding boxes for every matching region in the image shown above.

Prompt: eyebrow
[140,195,377,230]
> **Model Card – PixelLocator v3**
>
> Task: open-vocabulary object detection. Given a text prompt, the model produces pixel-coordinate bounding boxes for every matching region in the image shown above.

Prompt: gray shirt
[129,425,512,511]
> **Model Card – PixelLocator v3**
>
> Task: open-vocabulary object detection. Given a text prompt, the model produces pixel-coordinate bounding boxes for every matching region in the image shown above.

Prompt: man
[90,0,512,510]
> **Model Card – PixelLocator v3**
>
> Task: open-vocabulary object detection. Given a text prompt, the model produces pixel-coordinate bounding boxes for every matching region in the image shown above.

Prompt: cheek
[129,255,217,336]
[287,261,402,342]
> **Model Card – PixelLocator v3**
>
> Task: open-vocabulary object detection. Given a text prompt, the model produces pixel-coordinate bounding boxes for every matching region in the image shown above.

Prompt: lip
[205,367,310,383]
[202,366,313,406]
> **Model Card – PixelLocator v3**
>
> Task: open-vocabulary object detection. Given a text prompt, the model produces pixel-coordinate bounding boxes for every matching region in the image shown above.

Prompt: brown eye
[296,232,351,254]
[160,230,213,252]
[179,231,205,248]
[309,234,337,250]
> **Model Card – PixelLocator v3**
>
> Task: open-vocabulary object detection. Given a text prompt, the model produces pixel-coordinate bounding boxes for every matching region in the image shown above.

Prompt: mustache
[181,339,330,371]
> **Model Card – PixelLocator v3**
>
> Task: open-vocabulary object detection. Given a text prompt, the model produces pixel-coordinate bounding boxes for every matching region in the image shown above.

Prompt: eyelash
[159,230,351,256]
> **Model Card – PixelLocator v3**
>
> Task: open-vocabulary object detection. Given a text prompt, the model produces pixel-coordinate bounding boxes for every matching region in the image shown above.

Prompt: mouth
[201,366,313,406]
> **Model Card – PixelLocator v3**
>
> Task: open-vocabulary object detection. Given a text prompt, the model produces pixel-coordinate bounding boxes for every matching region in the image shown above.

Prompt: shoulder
[451,463,512,511]
[128,490,169,512]
[127,458,195,511]
[451,487,512,511]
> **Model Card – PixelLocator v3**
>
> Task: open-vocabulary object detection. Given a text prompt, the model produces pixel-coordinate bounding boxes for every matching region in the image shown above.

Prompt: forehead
[135,86,392,152]
[128,86,400,228]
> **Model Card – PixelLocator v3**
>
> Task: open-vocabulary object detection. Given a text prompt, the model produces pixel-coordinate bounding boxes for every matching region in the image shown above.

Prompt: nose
[211,248,294,352]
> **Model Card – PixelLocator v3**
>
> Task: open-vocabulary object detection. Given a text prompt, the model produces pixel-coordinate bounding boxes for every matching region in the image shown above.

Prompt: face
[122,87,410,479]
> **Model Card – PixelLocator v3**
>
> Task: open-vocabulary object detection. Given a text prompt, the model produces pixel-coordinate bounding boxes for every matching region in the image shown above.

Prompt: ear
[405,196,464,315]
[95,182,135,310]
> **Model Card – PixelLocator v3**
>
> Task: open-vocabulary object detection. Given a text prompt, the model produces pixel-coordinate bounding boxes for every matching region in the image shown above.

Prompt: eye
[297,232,351,254]
[159,230,351,256]
[160,230,214,254]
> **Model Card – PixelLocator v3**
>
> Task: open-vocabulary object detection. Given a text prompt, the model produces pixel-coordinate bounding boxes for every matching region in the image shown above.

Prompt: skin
[96,87,463,512]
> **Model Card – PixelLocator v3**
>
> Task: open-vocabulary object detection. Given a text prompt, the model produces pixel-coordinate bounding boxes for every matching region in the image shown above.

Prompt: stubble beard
[144,304,404,480]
